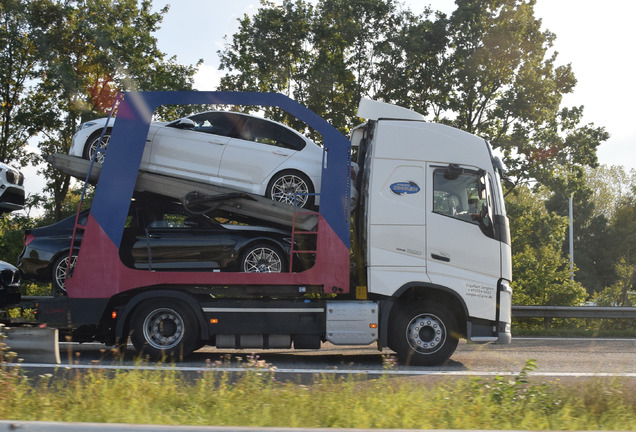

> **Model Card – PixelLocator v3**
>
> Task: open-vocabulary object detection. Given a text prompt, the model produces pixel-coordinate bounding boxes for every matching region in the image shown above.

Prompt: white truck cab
[352,99,512,364]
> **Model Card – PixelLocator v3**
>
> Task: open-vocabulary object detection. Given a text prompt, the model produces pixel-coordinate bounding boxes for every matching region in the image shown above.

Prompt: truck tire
[130,299,200,361]
[389,301,459,366]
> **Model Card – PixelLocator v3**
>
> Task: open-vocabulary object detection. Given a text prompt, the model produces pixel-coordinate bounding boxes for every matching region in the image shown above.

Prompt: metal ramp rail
[46,153,318,231]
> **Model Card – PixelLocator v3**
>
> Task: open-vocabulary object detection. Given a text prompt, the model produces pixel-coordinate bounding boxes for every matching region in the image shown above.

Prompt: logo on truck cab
[390,181,420,195]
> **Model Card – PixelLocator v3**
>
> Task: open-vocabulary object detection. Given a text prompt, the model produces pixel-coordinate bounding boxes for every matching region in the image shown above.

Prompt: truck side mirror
[477,203,494,238]
[478,170,487,200]
[443,164,463,180]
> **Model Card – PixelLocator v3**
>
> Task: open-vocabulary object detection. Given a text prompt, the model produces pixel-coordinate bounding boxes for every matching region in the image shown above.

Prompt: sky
[151,0,636,172]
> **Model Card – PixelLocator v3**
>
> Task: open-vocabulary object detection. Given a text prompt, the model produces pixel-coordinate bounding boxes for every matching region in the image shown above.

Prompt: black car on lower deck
[18,195,301,295]
[0,260,21,307]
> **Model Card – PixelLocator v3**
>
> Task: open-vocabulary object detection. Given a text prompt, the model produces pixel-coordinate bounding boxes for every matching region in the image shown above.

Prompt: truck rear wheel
[130,299,200,361]
[390,301,459,366]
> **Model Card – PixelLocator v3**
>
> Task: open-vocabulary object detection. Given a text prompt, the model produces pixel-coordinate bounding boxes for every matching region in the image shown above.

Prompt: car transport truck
[37,91,511,366]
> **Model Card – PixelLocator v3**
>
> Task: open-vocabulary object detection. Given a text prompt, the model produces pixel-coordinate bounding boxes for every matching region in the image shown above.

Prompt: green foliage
[0,0,39,164]
[1,355,635,429]
[563,167,636,295]
[512,244,587,307]
[0,212,33,265]
[219,0,608,192]
[592,259,635,307]
[1,0,199,220]
[505,185,587,310]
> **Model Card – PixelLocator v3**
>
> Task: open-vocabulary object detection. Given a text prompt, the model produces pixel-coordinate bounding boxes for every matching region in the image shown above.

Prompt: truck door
[426,164,501,319]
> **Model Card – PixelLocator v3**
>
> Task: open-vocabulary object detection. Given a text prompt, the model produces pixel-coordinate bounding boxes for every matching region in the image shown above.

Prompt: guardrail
[512,306,636,319]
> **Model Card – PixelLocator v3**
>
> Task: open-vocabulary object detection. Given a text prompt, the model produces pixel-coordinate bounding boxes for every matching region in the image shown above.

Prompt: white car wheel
[84,130,111,164]
[267,171,313,208]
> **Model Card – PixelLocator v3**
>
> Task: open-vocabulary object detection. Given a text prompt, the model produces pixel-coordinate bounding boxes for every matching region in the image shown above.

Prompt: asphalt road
[29,337,636,378]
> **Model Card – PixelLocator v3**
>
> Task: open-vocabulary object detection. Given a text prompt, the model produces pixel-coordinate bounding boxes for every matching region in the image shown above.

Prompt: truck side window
[433,168,486,225]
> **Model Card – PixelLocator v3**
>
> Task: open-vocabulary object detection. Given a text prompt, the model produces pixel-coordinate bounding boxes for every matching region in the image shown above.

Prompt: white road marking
[6,362,636,378]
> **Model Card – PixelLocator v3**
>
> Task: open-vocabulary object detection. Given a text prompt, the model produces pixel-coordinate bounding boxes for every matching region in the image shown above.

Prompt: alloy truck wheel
[130,299,199,361]
[84,130,111,164]
[390,301,459,366]
[241,243,286,273]
[51,253,77,296]
[266,171,313,208]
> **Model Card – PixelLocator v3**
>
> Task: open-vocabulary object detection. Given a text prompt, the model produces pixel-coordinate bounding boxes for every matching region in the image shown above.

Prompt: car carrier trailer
[36,91,511,366]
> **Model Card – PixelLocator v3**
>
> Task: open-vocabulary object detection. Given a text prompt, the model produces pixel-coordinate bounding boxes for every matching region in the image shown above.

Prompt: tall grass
[1,356,635,430]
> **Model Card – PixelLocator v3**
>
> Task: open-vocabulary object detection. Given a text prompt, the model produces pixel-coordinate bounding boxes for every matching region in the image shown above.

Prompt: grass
[1,355,635,430]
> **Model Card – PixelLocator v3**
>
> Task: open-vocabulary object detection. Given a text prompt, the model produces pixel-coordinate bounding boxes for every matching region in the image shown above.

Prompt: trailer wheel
[241,243,287,273]
[389,301,459,366]
[130,299,199,361]
[83,129,111,164]
[51,253,77,296]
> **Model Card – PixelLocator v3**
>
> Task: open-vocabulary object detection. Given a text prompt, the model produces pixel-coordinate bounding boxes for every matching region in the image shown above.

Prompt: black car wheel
[130,299,200,361]
[83,129,111,164]
[241,243,287,273]
[266,171,313,209]
[389,301,459,366]
[52,253,77,296]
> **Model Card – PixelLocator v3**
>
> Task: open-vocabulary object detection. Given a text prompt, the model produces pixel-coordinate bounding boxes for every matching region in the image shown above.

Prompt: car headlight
[81,121,98,130]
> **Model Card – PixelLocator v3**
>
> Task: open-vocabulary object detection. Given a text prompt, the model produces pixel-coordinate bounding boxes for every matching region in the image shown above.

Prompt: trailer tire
[389,301,459,366]
[130,299,199,361]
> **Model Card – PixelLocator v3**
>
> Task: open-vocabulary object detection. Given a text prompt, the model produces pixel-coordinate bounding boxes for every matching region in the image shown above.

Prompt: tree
[506,185,587,307]
[609,196,636,266]
[219,0,402,136]
[219,0,315,132]
[543,165,636,295]
[442,0,608,192]
[372,8,449,118]
[512,245,587,307]
[584,165,636,220]
[22,0,199,220]
[0,0,39,165]
[592,259,635,308]
[219,0,607,189]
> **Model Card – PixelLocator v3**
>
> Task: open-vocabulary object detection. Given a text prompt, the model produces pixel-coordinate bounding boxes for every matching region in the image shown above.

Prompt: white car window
[187,112,244,137]
[240,118,305,151]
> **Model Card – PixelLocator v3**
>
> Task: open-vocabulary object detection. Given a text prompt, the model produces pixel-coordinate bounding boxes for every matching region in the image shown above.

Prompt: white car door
[425,163,502,320]
[147,113,239,181]
[218,117,300,193]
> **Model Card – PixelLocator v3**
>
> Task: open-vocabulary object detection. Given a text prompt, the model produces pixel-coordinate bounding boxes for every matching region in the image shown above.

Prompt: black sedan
[0,260,21,307]
[18,196,298,295]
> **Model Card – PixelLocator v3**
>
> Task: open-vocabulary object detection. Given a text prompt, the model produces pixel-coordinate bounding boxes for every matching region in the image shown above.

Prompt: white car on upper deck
[70,111,357,209]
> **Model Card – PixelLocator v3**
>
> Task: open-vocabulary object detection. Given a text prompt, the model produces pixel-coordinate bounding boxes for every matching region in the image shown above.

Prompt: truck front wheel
[130,299,200,361]
[390,301,459,366]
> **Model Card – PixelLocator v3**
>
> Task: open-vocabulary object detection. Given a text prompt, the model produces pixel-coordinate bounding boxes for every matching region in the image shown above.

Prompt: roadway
[12,337,636,379]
